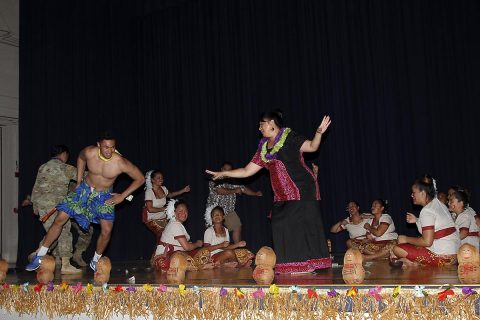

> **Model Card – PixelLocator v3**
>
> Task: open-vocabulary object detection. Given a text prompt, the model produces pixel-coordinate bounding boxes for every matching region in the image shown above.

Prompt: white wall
[0,0,19,263]
[0,125,18,263]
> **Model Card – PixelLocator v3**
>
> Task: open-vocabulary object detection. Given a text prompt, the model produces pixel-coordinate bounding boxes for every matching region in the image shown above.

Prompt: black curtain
[18,0,480,267]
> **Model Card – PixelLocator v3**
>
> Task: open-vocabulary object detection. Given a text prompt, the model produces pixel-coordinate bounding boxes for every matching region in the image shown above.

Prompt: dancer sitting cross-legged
[361,199,398,261]
[203,206,254,268]
[151,199,213,272]
[330,201,373,252]
[391,175,460,268]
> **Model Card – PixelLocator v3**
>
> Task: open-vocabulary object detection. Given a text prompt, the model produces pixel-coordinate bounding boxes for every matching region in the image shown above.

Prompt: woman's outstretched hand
[205,170,224,180]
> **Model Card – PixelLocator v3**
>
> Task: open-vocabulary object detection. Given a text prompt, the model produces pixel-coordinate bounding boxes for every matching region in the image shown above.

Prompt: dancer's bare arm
[178,238,203,251]
[206,162,262,180]
[109,159,145,205]
[241,186,262,197]
[397,230,434,247]
[167,185,191,198]
[214,186,242,195]
[300,116,331,152]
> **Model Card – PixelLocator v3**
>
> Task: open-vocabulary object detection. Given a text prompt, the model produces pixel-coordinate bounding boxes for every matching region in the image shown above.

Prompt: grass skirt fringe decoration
[1,284,480,319]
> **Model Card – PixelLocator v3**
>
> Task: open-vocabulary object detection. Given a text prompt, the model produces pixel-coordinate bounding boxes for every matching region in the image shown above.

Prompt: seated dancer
[437,191,448,206]
[151,199,212,272]
[203,206,254,268]
[26,133,145,272]
[392,175,460,267]
[330,201,373,251]
[449,185,477,220]
[143,170,190,244]
[450,189,479,248]
[206,161,263,244]
[362,199,398,261]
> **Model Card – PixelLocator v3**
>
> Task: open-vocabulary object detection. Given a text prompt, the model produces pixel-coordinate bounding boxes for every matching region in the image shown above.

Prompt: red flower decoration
[307,288,318,299]
[114,285,124,292]
[438,289,454,301]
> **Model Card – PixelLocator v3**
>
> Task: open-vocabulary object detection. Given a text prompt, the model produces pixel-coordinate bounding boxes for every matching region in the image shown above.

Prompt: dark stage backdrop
[18,0,480,267]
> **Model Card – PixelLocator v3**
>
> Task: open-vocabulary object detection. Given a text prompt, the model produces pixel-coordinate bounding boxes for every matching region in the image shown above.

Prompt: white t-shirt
[415,198,460,255]
[340,217,373,240]
[372,214,398,241]
[144,186,169,220]
[203,226,230,255]
[455,208,479,248]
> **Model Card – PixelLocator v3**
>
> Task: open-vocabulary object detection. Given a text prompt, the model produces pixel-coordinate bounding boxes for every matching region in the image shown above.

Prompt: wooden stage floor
[6,256,461,287]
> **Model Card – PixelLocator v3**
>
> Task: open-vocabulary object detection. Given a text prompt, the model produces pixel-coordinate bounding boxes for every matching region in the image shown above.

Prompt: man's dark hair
[98,131,116,142]
[50,145,69,157]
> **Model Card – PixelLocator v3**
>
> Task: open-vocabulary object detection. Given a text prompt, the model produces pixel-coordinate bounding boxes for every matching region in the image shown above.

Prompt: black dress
[251,130,331,273]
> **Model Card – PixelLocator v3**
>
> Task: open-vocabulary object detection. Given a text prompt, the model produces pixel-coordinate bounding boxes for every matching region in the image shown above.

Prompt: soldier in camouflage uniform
[30,145,82,274]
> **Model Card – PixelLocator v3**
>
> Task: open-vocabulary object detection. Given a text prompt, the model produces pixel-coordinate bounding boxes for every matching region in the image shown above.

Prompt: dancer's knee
[54,211,70,227]
[392,246,407,258]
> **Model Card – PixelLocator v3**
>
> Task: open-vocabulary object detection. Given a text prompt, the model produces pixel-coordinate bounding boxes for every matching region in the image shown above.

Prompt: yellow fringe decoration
[1,285,480,319]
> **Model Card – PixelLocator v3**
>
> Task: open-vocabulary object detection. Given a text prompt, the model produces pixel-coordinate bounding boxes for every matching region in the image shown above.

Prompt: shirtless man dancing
[26,133,145,272]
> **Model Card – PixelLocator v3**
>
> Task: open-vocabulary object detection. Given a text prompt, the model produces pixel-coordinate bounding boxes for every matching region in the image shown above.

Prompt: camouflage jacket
[31,159,77,212]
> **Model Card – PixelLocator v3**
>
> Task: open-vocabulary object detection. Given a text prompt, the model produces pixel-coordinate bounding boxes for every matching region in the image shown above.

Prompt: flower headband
[204,204,217,227]
[165,199,178,220]
[144,170,153,190]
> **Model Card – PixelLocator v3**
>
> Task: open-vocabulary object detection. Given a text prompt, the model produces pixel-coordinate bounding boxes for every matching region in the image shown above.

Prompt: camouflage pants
[71,220,94,254]
[39,210,73,258]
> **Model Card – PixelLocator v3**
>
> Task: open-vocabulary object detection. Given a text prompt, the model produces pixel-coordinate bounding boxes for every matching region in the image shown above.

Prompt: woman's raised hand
[316,115,332,134]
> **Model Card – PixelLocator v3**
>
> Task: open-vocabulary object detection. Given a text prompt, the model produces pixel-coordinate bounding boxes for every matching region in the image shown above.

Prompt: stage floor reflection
[7,258,460,287]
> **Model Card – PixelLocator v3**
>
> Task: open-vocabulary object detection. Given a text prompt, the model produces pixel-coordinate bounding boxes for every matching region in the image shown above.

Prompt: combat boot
[72,251,88,267]
[61,257,82,274]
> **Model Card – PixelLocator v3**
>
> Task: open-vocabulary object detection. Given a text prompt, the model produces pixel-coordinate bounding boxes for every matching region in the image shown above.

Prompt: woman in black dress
[206,111,332,273]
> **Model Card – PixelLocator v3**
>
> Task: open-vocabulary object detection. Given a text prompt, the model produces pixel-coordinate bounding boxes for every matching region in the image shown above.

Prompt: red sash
[433,227,456,239]
[468,232,479,237]
[372,240,393,244]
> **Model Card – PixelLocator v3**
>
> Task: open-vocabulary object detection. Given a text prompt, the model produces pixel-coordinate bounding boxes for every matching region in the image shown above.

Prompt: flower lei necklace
[98,148,114,162]
[259,127,291,163]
